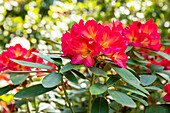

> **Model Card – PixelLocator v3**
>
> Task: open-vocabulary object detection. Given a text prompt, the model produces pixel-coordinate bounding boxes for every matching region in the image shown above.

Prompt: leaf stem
[33,97,38,112]
[117,104,120,111]
[88,74,95,113]
[25,98,31,113]
[62,79,75,113]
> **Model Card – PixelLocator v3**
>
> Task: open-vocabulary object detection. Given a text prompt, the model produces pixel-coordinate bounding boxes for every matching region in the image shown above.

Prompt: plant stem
[25,98,31,113]
[117,104,120,111]
[88,74,95,113]
[33,97,38,113]
[23,80,30,113]
[62,79,75,113]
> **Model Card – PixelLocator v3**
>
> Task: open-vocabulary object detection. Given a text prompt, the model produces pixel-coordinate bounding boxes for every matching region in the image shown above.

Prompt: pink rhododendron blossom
[61,19,128,68]
[79,19,103,40]
[123,19,162,51]
[0,44,45,71]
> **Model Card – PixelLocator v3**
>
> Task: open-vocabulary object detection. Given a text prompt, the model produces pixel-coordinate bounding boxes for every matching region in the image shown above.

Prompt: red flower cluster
[61,20,128,68]
[123,19,162,51]
[0,44,44,71]
[163,83,170,102]
[61,19,162,68]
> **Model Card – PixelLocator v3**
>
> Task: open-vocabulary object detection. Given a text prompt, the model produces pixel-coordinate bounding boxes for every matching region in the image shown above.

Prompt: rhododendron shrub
[0,19,170,113]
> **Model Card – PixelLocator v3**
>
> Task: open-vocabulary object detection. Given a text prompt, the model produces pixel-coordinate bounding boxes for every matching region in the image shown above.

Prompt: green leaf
[60,63,82,73]
[71,69,86,79]
[107,75,120,85]
[42,38,61,45]
[0,85,18,96]
[145,86,162,91]
[145,104,170,113]
[63,71,78,84]
[126,60,148,70]
[15,99,27,107]
[90,83,107,95]
[14,84,57,98]
[133,85,150,95]
[91,97,109,113]
[160,70,170,76]
[112,66,149,95]
[130,95,148,106]
[48,54,63,66]
[133,51,144,60]
[89,67,107,77]
[126,60,142,66]
[108,90,136,108]
[32,52,55,64]
[114,85,147,97]
[125,46,133,53]
[156,72,170,81]
[140,75,157,86]
[42,72,62,88]
[10,59,54,69]
[150,64,164,74]
[152,51,170,62]
[10,73,28,85]
[112,66,139,85]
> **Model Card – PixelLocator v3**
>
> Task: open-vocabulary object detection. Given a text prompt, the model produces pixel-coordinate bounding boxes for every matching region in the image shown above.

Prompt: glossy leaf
[160,70,170,76]
[107,75,120,85]
[108,90,136,108]
[90,83,107,95]
[60,63,82,73]
[14,84,57,98]
[150,64,164,74]
[133,85,150,95]
[71,69,86,79]
[32,52,55,64]
[42,72,62,88]
[48,55,63,66]
[63,71,78,83]
[10,73,28,85]
[152,51,170,62]
[156,72,170,81]
[112,66,149,95]
[145,86,162,91]
[140,75,157,86]
[10,59,54,69]
[126,60,142,66]
[89,67,107,77]
[133,51,144,60]
[130,95,148,106]
[112,66,139,85]
[0,85,19,96]
[125,46,133,53]
[91,97,109,113]
[42,38,61,45]
[126,60,148,70]
[114,85,147,97]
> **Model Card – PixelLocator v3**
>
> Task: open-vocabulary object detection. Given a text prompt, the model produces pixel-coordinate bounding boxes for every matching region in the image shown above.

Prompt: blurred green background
[0,0,169,51]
